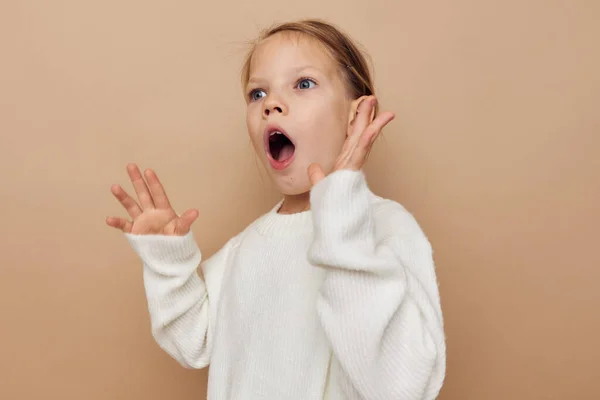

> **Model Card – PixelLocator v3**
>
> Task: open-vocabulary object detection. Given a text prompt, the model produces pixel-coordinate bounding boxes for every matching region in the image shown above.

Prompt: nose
[263,95,287,118]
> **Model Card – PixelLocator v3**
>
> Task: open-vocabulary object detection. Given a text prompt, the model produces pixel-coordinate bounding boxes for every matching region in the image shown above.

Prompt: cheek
[245,108,254,133]
[246,108,263,152]
[309,104,348,148]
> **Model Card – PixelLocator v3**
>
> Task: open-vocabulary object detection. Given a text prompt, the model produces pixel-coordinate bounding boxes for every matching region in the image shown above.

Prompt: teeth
[270,131,282,136]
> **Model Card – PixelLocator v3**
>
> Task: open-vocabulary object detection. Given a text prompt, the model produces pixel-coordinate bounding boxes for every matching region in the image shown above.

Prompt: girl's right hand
[106,163,199,235]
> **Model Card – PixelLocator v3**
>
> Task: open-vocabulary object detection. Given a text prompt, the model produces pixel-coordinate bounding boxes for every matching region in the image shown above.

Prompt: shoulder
[368,195,438,287]
[368,193,430,243]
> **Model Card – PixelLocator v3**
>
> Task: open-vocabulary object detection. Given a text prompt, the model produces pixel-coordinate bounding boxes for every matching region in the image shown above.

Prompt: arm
[125,230,237,369]
[308,170,446,400]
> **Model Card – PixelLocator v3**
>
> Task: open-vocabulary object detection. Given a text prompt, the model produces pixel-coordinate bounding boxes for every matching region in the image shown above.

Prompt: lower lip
[267,152,295,171]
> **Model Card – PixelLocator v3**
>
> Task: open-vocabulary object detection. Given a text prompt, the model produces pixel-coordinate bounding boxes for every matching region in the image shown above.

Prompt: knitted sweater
[125,169,446,399]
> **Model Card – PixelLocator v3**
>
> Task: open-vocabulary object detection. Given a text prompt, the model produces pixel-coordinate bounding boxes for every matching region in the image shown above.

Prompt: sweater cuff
[309,169,375,248]
[124,230,202,276]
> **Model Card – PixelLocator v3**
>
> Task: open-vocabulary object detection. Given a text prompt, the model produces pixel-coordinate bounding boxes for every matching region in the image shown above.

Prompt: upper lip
[263,123,295,155]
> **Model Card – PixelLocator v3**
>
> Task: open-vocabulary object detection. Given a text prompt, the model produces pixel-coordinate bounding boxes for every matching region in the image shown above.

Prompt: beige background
[1,0,599,399]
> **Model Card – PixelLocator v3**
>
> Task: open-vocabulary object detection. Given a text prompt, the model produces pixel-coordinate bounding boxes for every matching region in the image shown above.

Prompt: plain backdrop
[1,1,599,399]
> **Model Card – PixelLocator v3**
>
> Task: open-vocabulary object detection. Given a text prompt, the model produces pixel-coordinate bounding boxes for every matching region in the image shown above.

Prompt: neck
[278,192,310,214]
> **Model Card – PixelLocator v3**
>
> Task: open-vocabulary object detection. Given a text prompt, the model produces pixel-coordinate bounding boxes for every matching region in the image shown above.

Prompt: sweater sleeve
[125,230,237,369]
[308,170,446,400]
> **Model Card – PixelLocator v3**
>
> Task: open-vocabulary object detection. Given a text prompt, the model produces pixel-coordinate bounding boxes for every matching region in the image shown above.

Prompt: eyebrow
[247,65,325,86]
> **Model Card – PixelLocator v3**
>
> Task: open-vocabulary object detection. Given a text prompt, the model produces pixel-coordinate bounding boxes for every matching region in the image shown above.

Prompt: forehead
[249,32,338,77]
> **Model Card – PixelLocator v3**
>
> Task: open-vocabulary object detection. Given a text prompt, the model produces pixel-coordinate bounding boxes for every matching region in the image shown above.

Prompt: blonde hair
[241,19,378,115]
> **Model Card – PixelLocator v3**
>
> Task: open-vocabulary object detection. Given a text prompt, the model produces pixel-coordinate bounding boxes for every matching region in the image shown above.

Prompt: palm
[308,96,395,186]
[106,164,198,236]
[129,208,178,235]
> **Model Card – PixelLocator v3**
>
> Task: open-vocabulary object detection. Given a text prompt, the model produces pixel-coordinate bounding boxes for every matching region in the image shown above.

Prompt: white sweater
[125,170,446,399]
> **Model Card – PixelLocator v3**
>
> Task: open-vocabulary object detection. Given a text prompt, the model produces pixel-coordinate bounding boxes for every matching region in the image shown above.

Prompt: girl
[106,19,446,400]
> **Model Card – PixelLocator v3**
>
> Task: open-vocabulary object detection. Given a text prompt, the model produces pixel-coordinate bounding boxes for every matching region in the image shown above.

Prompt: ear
[347,95,375,135]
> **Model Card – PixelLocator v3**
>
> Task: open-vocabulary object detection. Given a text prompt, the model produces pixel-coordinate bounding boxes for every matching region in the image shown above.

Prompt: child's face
[245,32,355,196]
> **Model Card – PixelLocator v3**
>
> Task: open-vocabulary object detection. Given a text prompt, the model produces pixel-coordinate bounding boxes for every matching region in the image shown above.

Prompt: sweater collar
[252,199,314,237]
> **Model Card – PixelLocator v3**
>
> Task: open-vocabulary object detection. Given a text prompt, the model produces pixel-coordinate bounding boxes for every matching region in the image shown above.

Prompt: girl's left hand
[308,96,395,186]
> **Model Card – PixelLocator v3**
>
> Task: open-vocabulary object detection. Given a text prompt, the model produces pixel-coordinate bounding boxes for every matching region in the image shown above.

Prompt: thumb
[308,163,326,187]
[175,208,199,235]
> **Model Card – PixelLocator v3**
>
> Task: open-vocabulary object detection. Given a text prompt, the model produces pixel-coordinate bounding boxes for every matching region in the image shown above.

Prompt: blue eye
[297,78,316,89]
[250,89,266,102]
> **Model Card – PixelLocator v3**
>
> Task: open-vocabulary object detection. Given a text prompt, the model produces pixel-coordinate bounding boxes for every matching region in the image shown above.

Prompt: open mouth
[267,129,295,163]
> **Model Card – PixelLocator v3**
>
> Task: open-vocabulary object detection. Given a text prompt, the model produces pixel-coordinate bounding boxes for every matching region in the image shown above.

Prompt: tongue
[278,144,294,162]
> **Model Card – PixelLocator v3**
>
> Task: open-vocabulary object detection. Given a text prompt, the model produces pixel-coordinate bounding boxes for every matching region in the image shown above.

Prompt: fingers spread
[350,96,377,139]
[127,163,155,210]
[363,111,395,146]
[371,111,396,138]
[145,169,172,210]
[339,96,377,170]
[106,216,133,233]
[175,209,199,235]
[111,184,142,219]
[350,111,395,169]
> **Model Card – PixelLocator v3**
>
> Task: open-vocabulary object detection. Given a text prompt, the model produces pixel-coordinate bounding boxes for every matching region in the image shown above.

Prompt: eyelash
[296,76,317,89]
[248,77,317,102]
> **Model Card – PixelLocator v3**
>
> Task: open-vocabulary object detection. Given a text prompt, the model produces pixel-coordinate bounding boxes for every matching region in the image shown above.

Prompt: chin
[268,170,311,196]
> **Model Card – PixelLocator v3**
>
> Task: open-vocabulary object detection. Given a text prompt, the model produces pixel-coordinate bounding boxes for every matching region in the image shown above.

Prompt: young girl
[106,19,445,400]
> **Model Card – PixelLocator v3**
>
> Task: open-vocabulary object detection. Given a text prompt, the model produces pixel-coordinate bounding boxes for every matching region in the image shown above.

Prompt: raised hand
[106,163,199,235]
[307,96,395,186]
